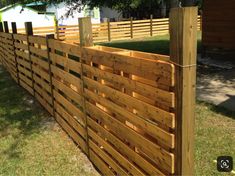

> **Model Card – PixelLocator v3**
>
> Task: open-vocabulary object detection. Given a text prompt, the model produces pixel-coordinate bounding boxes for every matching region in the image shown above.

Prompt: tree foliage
[0,0,200,18]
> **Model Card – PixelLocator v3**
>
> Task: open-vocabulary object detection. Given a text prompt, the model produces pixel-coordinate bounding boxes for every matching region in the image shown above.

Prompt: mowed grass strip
[0,66,100,176]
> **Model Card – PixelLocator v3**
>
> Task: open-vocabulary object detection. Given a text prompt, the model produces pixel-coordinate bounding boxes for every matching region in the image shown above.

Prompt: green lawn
[0,66,99,176]
[99,32,202,55]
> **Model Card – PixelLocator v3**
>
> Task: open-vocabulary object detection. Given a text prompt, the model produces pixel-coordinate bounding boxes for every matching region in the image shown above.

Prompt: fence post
[0,22,3,32]
[45,34,55,117]
[150,14,153,36]
[0,22,3,65]
[107,19,111,42]
[54,19,59,39]
[79,16,93,156]
[169,7,197,175]
[3,21,9,33]
[25,22,35,96]
[11,22,20,84]
[130,17,133,38]
[79,17,93,47]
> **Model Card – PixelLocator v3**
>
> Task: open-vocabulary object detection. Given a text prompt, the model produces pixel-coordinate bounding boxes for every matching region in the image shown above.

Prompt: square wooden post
[79,17,93,47]
[107,19,111,42]
[3,21,9,33]
[79,16,94,156]
[0,22,3,32]
[169,7,197,175]
[11,22,20,84]
[150,14,153,36]
[130,17,133,38]
[25,22,35,96]
[45,34,55,117]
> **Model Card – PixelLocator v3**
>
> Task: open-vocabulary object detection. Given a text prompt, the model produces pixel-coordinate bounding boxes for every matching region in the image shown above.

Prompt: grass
[99,32,202,55]
[195,101,235,175]
[0,66,99,176]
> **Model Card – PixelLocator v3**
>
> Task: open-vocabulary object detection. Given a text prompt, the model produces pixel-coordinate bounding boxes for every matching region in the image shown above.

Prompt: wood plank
[54,111,88,153]
[19,73,33,87]
[31,55,49,70]
[84,88,174,148]
[14,42,28,50]
[52,78,83,105]
[84,77,175,128]
[89,150,115,176]
[89,140,128,175]
[35,92,53,115]
[49,53,82,74]
[82,47,174,87]
[32,65,50,81]
[34,83,53,105]
[88,117,164,175]
[53,90,85,126]
[18,65,32,78]
[29,46,47,58]
[28,35,46,45]
[13,34,27,41]
[33,73,51,93]
[19,79,33,95]
[86,101,174,173]
[88,128,145,176]
[51,65,82,90]
[83,65,174,107]
[48,39,81,57]
[54,101,86,139]
[15,50,29,60]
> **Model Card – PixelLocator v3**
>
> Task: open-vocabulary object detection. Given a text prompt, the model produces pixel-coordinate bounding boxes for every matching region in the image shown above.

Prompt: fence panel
[0,33,18,82]
[28,35,53,114]
[48,39,88,154]
[82,46,176,175]
[0,8,197,175]
[14,33,34,94]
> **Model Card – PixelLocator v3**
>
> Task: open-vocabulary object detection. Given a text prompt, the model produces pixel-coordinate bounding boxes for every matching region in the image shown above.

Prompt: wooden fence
[5,15,201,43]
[0,7,197,176]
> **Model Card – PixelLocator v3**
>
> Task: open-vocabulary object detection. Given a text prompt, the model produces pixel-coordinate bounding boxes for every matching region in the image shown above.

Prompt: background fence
[0,7,197,176]
[7,15,201,43]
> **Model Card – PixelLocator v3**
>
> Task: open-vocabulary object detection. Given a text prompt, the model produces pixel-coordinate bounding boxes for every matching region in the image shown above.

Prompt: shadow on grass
[197,100,235,121]
[0,66,51,160]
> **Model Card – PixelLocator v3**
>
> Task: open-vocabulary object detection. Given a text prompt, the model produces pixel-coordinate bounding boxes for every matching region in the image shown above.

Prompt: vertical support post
[107,19,111,42]
[130,17,133,38]
[11,22,17,34]
[11,22,20,84]
[54,19,59,39]
[79,17,93,47]
[169,7,197,175]
[3,21,9,33]
[0,22,3,32]
[79,16,94,156]
[150,14,153,36]
[25,22,35,96]
[45,34,55,117]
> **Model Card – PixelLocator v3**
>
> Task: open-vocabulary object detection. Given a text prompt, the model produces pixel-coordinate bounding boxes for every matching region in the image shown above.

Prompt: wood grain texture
[170,7,197,175]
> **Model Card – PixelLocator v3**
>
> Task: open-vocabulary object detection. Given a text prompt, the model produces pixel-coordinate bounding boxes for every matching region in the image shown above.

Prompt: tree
[0,0,198,18]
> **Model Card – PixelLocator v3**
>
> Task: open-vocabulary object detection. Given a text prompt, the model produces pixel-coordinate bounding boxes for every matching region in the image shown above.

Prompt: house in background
[0,3,55,28]
[47,2,100,25]
[100,7,122,22]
